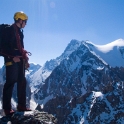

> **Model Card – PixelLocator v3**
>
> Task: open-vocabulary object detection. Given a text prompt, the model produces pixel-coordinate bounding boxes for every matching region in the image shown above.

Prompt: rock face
[43,82,124,124]
[0,110,57,124]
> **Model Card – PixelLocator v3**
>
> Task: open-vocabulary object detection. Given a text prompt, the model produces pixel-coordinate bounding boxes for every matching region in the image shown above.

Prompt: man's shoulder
[0,24,11,32]
[4,24,14,34]
[6,24,13,30]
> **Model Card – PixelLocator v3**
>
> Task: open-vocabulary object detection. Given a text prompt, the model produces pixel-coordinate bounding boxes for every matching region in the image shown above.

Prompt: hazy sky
[0,0,124,67]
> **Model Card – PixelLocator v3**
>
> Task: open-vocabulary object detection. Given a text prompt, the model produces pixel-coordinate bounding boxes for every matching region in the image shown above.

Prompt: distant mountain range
[0,39,124,123]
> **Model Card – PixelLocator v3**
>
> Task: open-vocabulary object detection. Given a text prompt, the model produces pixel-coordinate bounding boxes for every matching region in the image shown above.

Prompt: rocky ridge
[0,110,57,124]
[42,81,124,124]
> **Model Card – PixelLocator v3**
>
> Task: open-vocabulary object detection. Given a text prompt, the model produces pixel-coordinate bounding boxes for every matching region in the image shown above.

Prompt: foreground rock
[0,110,57,124]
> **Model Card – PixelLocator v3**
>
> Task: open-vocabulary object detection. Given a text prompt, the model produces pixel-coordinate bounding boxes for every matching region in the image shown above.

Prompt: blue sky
[0,0,124,67]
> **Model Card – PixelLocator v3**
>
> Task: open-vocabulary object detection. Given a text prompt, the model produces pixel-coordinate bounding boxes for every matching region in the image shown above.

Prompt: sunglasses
[23,20,27,24]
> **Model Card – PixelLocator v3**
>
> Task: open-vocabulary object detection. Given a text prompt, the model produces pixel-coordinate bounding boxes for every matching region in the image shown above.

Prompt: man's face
[19,20,27,28]
[21,20,27,28]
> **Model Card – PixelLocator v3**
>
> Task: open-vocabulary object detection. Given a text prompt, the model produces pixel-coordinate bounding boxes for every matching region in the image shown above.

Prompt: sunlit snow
[87,39,124,67]
[94,39,124,53]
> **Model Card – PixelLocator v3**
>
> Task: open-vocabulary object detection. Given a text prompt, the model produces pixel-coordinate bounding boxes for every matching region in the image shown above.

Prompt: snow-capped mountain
[25,62,41,92]
[28,39,82,92]
[33,39,124,101]
[29,39,124,93]
[26,62,41,76]
[85,39,124,67]
[31,39,124,123]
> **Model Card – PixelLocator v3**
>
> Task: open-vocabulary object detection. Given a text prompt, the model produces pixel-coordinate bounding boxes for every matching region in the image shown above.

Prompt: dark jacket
[4,24,24,64]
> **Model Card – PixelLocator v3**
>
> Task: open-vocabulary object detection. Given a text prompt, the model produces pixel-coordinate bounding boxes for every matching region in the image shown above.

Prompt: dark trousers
[2,61,26,110]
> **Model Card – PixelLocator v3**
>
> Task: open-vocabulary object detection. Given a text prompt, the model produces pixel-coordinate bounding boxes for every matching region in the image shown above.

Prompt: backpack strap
[12,24,23,54]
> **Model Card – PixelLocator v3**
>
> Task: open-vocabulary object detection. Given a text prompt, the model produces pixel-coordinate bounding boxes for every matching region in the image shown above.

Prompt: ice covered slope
[86,39,124,67]
[28,39,81,92]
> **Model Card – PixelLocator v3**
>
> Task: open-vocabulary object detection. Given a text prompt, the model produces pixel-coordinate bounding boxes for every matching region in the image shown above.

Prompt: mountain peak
[92,39,124,53]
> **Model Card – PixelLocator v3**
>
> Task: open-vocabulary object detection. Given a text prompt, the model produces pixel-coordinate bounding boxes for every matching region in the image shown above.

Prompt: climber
[2,11,31,115]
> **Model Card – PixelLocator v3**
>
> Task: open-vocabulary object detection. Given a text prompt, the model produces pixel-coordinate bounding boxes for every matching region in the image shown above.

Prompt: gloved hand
[25,61,30,69]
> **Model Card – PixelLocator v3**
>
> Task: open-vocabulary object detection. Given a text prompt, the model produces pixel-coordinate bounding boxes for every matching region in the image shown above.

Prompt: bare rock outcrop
[0,110,57,124]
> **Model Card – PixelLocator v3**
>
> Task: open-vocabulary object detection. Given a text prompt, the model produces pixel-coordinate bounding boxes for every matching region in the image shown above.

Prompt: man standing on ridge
[2,11,31,115]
